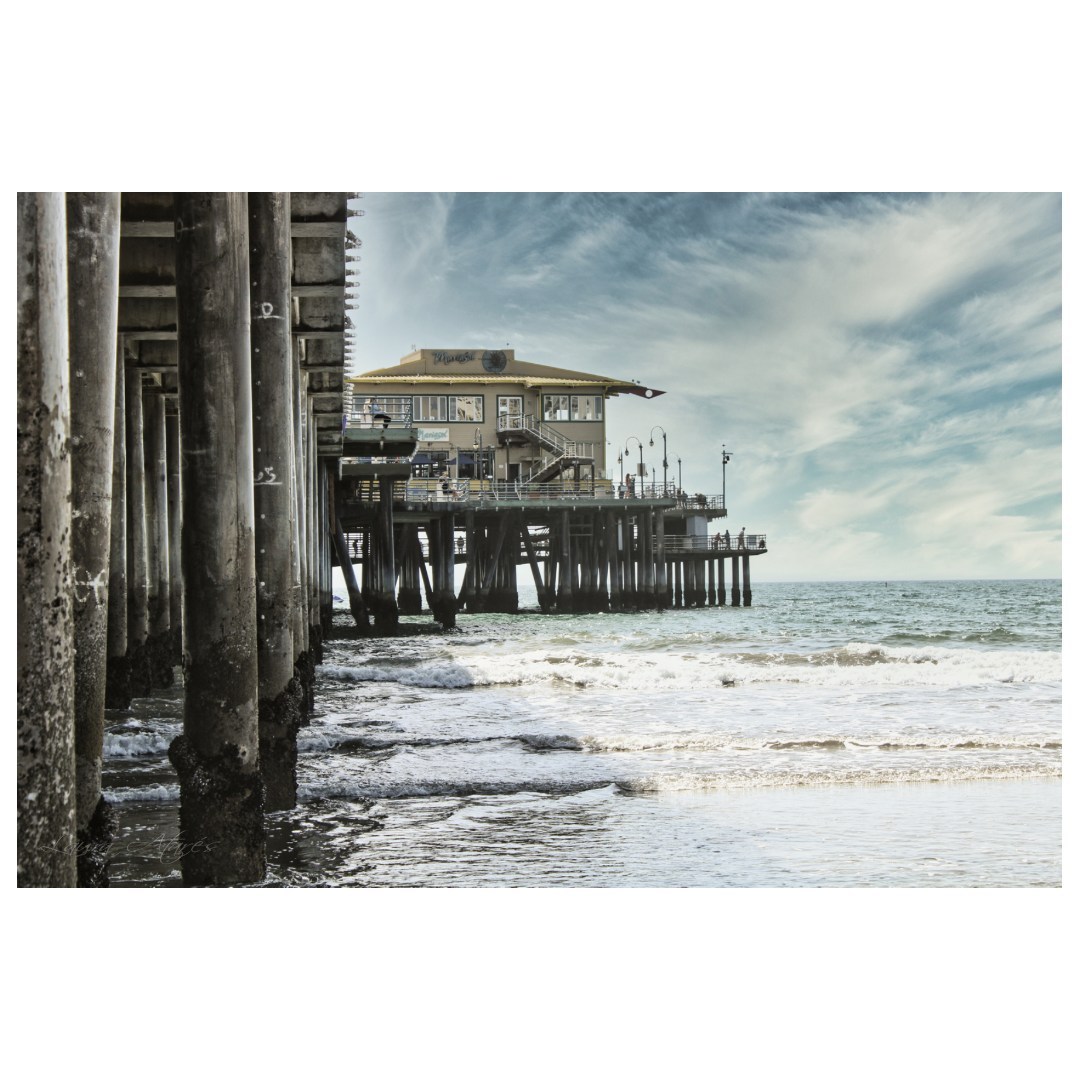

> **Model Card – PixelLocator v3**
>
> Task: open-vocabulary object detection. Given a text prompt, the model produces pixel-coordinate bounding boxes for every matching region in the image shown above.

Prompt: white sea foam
[108,784,179,803]
[319,642,1061,694]
[297,778,614,801]
[104,733,174,759]
[619,760,1062,794]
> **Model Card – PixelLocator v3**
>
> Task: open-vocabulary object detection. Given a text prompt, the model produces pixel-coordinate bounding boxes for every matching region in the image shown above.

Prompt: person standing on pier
[738,527,746,549]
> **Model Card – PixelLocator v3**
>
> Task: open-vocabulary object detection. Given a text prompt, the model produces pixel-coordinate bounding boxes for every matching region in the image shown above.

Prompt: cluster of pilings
[17,193,344,888]
[338,502,760,624]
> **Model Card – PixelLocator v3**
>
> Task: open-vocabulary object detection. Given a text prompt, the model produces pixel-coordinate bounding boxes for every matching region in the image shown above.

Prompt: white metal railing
[403,479,614,504]
[345,395,413,427]
[662,533,767,552]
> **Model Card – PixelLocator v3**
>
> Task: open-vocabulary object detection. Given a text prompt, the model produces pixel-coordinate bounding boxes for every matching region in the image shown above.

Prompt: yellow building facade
[347,348,662,492]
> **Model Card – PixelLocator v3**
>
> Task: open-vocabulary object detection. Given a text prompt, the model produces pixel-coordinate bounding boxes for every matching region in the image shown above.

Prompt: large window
[413,395,447,422]
[571,395,603,421]
[543,394,569,422]
[543,394,603,421]
[448,394,484,422]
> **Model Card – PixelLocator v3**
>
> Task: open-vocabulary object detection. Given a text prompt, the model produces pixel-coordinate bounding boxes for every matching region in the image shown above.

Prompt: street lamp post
[721,444,732,509]
[626,436,644,498]
[649,426,668,495]
[677,456,682,496]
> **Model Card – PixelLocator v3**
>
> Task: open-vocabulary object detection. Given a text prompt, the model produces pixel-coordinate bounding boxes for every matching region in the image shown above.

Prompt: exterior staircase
[497,413,594,484]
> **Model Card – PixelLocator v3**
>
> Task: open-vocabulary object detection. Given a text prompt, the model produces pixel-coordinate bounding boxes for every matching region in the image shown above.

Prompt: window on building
[570,395,604,421]
[542,394,570,422]
[411,451,449,478]
[448,395,484,422]
[413,395,447,422]
[456,450,495,480]
[497,396,523,427]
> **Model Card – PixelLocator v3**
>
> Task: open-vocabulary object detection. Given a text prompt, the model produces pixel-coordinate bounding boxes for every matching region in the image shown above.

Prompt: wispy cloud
[351,192,1061,579]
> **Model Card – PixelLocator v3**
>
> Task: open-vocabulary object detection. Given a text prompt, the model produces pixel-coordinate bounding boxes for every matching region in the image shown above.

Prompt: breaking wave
[104,733,174,759]
[319,642,1060,693]
[619,760,1062,794]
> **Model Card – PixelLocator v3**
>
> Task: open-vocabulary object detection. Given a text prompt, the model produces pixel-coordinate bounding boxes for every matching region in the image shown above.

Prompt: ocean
[103,578,1062,887]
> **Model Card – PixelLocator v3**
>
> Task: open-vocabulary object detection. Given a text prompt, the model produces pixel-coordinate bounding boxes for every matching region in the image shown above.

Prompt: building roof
[348,348,664,398]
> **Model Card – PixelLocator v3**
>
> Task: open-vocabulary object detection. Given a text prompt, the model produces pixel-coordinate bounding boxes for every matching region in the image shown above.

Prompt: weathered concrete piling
[169,193,265,885]
[124,362,152,696]
[249,192,302,811]
[144,389,173,687]
[106,342,130,708]
[17,192,77,888]
[66,192,122,886]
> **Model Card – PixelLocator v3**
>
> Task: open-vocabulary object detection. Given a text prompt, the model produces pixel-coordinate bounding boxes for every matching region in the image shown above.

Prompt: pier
[17,192,767,888]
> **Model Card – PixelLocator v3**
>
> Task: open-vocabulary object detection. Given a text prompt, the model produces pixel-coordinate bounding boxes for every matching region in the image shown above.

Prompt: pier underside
[334,487,767,630]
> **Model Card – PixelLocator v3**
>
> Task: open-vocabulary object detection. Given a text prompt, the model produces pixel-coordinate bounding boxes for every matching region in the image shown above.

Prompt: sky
[345,192,1061,582]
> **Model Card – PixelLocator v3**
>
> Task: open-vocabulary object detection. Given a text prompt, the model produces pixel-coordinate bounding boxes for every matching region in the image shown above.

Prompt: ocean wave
[567,734,1061,754]
[298,778,616,801]
[107,784,180,804]
[619,761,1062,794]
[318,643,1061,693]
[104,733,174,759]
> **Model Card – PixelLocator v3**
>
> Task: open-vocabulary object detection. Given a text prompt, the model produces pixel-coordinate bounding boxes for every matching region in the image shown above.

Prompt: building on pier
[346,348,664,491]
[337,348,767,629]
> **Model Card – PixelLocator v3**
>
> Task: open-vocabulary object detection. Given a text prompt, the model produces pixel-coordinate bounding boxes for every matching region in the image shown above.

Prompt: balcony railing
[663,533,767,552]
[345,395,413,427]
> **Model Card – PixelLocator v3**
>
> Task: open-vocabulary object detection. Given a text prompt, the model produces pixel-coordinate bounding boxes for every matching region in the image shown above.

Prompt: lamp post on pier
[677,456,682,498]
[650,426,668,495]
[721,444,731,510]
[626,436,644,499]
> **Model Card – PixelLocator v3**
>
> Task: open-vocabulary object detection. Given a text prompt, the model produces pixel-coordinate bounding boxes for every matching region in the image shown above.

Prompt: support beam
[124,364,151,695]
[334,516,370,630]
[106,343,130,707]
[166,409,182,652]
[169,192,264,887]
[250,192,301,810]
[144,390,173,686]
[373,477,399,633]
[17,192,77,888]
[521,518,551,614]
[66,192,121,885]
